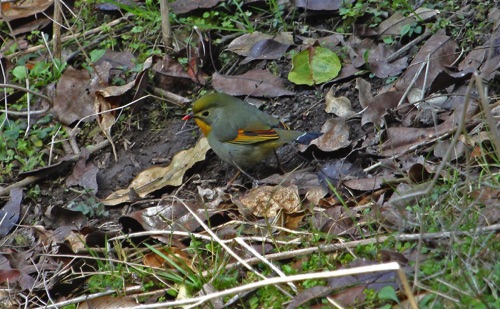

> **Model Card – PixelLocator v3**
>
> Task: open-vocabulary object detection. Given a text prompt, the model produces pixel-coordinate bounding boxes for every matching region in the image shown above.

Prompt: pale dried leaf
[78,296,137,309]
[239,185,301,217]
[306,118,350,152]
[356,77,373,109]
[212,70,294,97]
[102,137,210,205]
[325,88,354,117]
[228,32,294,56]
[0,0,53,21]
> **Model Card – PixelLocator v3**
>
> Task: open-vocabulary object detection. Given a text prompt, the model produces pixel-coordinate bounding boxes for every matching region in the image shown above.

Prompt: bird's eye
[202,111,210,117]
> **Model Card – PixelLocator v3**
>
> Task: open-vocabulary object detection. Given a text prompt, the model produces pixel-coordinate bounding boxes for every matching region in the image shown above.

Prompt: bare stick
[389,75,475,204]
[6,14,133,60]
[387,29,432,63]
[0,84,53,106]
[474,74,500,158]
[0,140,110,196]
[53,0,62,59]
[150,87,191,106]
[159,0,172,49]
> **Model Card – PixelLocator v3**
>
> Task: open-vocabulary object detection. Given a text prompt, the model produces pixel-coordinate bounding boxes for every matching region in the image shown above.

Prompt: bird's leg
[233,163,260,188]
[227,170,241,185]
[274,150,286,174]
[225,167,259,189]
[225,153,260,188]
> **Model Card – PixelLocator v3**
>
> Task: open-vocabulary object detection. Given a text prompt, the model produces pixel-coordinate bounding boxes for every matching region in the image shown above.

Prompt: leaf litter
[1,1,500,308]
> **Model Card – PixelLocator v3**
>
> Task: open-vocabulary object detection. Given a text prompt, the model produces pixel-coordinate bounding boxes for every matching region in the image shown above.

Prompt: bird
[182,93,322,171]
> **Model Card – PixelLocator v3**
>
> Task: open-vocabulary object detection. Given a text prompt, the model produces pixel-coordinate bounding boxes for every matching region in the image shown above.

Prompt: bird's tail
[295,132,323,145]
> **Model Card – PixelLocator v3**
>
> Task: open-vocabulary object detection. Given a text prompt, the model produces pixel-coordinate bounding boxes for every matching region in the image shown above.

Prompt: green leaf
[378,286,399,303]
[12,66,27,81]
[288,46,341,86]
[30,136,43,148]
[400,24,411,36]
[383,37,394,44]
[89,49,106,63]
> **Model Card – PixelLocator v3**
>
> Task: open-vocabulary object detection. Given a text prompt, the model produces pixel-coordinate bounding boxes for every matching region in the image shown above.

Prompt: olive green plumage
[184,93,321,169]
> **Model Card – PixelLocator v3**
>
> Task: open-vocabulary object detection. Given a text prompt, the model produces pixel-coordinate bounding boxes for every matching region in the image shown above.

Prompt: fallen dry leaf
[292,0,351,10]
[228,32,294,56]
[78,296,137,309]
[356,77,373,109]
[0,188,22,237]
[395,30,459,93]
[53,64,110,125]
[325,88,355,118]
[378,8,438,37]
[95,74,144,161]
[212,70,294,97]
[284,211,306,230]
[65,148,98,192]
[347,36,408,78]
[343,174,397,191]
[0,0,53,21]
[45,205,88,229]
[170,0,223,14]
[367,43,409,78]
[260,170,322,193]
[306,118,350,152]
[304,186,328,205]
[361,91,404,130]
[102,137,210,205]
[318,160,367,188]
[143,247,193,271]
[240,39,290,64]
[119,198,220,242]
[238,185,301,217]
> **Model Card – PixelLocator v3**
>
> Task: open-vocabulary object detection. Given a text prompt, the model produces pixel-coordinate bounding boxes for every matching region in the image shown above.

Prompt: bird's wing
[228,129,280,144]
[215,104,286,144]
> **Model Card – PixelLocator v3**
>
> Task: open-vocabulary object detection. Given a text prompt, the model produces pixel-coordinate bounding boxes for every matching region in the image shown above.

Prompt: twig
[159,0,172,49]
[6,13,133,60]
[0,83,53,107]
[69,94,152,138]
[52,0,62,59]
[1,59,9,122]
[108,230,302,246]
[474,74,500,158]
[35,285,142,309]
[150,87,191,106]
[23,67,31,136]
[397,59,427,107]
[125,262,416,309]
[175,198,277,288]
[0,140,110,196]
[363,129,455,173]
[59,7,104,84]
[48,125,62,165]
[389,74,475,204]
[387,29,432,63]
[235,238,298,293]
[220,223,500,273]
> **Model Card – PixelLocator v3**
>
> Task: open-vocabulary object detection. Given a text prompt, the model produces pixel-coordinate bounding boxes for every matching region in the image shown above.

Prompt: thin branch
[6,13,133,60]
[159,0,172,49]
[0,83,53,106]
[0,140,110,196]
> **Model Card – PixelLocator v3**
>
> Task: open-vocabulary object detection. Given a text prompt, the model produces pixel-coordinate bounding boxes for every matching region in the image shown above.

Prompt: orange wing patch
[229,129,280,144]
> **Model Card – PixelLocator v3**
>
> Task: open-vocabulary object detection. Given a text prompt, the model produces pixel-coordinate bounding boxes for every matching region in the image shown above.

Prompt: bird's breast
[194,118,211,136]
